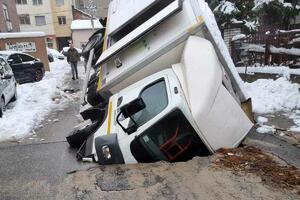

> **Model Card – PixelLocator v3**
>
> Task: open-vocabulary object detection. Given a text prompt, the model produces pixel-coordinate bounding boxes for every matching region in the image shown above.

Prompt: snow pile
[214,1,239,15]
[245,77,300,113]
[256,116,275,134]
[0,60,70,142]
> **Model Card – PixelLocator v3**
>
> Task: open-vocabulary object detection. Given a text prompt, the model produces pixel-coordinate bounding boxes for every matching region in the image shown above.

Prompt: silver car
[0,57,17,117]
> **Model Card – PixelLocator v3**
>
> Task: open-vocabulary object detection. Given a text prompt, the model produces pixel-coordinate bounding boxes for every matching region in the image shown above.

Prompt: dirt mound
[215,145,300,194]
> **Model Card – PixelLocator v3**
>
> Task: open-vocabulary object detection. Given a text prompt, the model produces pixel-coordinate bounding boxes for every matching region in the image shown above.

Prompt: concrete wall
[0,0,20,32]
[0,36,50,71]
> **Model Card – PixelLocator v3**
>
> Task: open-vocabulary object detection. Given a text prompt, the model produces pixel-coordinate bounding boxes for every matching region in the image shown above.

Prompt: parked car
[47,48,65,62]
[0,56,17,117]
[0,51,45,84]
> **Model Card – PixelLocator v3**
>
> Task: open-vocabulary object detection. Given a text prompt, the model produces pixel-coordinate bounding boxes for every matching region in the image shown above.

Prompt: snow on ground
[245,77,300,114]
[0,60,71,142]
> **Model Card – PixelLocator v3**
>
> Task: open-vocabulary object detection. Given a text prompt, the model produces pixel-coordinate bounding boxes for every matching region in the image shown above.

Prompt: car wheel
[35,69,43,81]
[0,97,4,118]
[11,86,17,102]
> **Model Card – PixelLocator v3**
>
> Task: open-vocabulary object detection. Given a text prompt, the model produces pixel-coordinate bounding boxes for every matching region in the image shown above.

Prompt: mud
[215,146,300,194]
[57,156,299,200]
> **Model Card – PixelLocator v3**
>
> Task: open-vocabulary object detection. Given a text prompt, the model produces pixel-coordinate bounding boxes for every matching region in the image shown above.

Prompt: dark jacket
[67,48,80,63]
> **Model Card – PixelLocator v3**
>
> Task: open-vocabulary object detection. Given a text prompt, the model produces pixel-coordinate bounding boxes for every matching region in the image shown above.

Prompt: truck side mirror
[117,98,146,134]
[120,98,145,118]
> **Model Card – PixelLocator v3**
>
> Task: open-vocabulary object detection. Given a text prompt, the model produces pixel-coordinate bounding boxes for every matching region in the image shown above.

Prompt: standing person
[67,44,80,80]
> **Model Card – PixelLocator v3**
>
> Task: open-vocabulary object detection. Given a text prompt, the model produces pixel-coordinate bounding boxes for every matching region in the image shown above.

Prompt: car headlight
[102,145,111,160]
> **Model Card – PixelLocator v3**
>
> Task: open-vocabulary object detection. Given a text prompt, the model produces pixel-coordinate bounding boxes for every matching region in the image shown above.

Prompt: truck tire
[80,105,106,122]
[87,83,106,106]
[82,28,105,59]
[66,120,101,148]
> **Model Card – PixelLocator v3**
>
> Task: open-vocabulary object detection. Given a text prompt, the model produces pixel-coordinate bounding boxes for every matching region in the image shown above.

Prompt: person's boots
[72,77,75,80]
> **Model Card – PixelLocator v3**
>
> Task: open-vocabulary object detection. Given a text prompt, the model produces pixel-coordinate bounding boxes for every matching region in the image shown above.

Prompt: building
[74,0,109,18]
[0,0,20,32]
[71,19,102,48]
[0,32,49,71]
[51,0,74,50]
[16,0,57,49]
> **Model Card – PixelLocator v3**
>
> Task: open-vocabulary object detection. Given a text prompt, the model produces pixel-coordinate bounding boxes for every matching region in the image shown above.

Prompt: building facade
[0,0,20,32]
[51,0,74,50]
[74,0,109,18]
[16,0,57,49]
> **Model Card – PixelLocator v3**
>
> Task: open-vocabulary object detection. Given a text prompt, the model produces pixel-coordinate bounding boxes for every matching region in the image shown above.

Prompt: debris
[215,146,300,194]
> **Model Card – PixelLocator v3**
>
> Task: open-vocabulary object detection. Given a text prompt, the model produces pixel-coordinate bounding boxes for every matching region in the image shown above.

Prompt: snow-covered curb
[0,60,70,142]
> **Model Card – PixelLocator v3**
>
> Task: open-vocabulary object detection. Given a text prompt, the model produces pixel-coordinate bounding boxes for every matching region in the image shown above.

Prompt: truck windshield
[130,79,168,127]
[130,110,210,163]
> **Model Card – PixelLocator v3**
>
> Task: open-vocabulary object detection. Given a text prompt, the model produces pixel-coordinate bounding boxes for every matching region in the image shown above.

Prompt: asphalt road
[0,78,96,200]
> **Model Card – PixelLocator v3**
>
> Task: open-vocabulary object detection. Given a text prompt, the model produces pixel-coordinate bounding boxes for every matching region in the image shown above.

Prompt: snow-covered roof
[0,32,46,39]
[71,20,102,30]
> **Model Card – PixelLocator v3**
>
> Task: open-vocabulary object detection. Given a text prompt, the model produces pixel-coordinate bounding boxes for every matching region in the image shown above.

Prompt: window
[19,14,30,25]
[3,4,12,31]
[19,54,34,62]
[32,0,42,5]
[58,16,66,25]
[130,110,210,163]
[56,0,64,6]
[2,4,9,20]
[35,16,46,26]
[131,80,168,127]
[9,54,22,64]
[16,0,27,5]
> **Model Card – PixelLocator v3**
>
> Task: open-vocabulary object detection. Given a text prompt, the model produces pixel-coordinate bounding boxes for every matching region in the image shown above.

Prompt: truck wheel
[66,120,101,148]
[87,84,105,106]
[80,105,106,122]
[35,69,43,81]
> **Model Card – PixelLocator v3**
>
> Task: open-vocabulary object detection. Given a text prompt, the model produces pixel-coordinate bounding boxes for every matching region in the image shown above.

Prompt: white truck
[73,0,253,165]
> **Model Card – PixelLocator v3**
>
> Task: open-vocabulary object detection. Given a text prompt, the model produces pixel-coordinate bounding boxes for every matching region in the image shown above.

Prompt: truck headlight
[102,145,112,160]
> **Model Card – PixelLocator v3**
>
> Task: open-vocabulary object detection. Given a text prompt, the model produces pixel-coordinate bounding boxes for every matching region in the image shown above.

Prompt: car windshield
[0,54,9,60]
